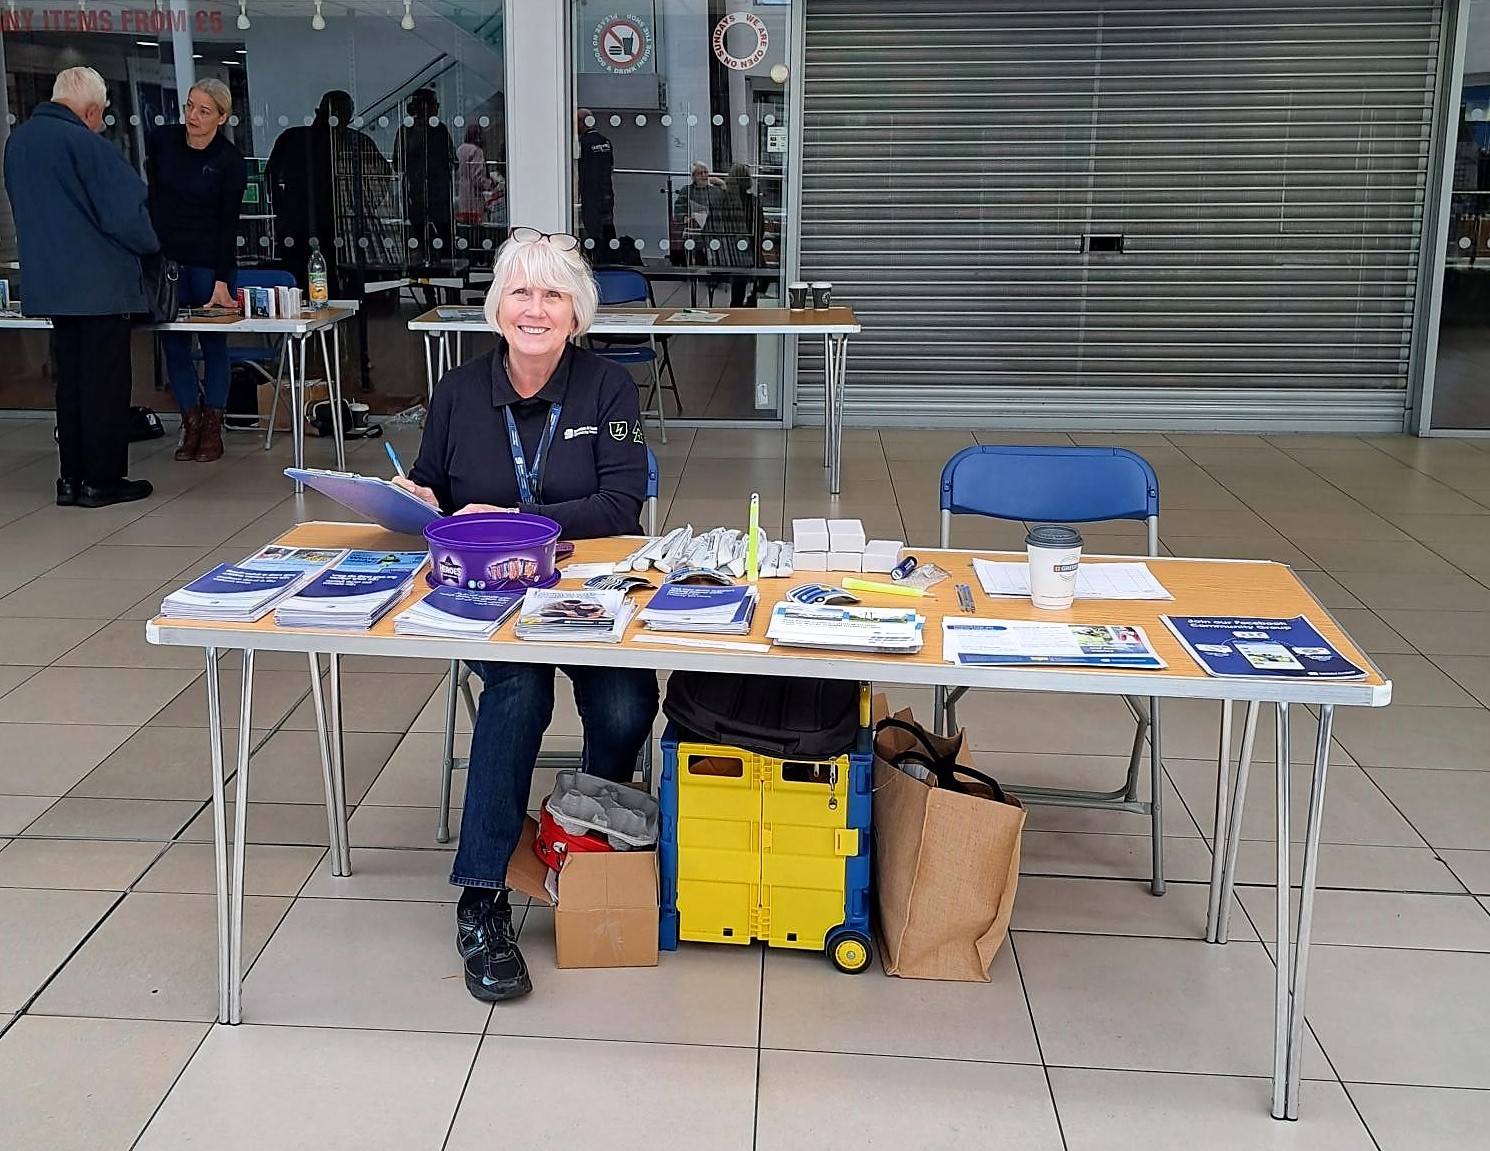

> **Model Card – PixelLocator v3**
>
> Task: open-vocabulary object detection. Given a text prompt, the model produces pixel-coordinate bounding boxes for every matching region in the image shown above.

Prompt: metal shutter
[796,0,1443,429]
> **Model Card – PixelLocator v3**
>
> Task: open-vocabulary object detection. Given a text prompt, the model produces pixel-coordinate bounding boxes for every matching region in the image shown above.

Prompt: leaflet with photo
[765,602,924,654]
[637,582,757,634]
[1161,615,1367,679]
[942,619,1166,669]
[513,588,636,643]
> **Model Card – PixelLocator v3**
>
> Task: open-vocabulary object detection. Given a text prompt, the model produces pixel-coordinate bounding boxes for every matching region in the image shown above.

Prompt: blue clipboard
[284,468,442,537]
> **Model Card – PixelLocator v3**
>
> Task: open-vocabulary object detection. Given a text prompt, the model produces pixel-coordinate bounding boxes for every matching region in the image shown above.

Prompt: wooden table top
[147,522,1390,706]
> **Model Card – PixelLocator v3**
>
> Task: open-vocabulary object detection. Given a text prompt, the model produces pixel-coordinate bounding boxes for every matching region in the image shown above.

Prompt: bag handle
[875,716,1010,804]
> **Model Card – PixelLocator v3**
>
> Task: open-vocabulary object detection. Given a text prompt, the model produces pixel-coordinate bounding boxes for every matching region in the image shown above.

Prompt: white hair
[483,235,599,335]
[52,66,108,112]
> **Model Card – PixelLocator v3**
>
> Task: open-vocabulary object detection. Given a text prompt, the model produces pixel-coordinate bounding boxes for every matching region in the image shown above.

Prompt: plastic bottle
[307,241,329,309]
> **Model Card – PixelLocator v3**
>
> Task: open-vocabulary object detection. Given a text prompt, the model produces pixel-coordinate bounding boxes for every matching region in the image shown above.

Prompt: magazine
[1162,615,1367,679]
[942,619,1167,669]
[393,587,525,638]
[274,551,428,630]
[160,545,346,622]
[513,588,636,643]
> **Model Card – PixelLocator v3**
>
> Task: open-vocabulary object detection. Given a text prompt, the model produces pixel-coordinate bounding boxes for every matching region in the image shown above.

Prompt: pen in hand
[385,442,407,479]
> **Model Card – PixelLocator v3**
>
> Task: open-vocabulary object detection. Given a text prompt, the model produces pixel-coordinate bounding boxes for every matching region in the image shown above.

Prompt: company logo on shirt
[564,425,598,440]
[608,421,628,441]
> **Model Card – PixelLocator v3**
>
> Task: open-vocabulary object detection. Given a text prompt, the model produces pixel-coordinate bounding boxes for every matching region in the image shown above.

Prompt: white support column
[503,0,569,233]
[170,0,197,109]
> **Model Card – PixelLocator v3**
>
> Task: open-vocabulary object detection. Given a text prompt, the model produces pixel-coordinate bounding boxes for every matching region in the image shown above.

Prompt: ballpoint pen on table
[385,442,407,478]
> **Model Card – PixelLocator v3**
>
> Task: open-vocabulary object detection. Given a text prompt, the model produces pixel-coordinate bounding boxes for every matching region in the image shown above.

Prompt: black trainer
[460,894,532,1002]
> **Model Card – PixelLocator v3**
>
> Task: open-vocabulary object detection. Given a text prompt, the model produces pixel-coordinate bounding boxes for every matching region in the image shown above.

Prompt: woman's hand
[209,281,237,309]
[455,503,515,515]
[391,476,439,508]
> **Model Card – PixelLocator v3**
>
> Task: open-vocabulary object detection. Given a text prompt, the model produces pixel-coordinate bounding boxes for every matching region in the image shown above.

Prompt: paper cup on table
[810,282,833,308]
[788,282,809,310]
[1026,524,1082,610]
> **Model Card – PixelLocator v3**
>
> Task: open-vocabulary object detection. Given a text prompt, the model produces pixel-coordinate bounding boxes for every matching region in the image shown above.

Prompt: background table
[2,306,358,489]
[408,305,863,493]
[146,522,1390,1119]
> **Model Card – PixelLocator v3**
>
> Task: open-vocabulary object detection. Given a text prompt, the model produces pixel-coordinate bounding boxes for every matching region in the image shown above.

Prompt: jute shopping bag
[872,697,1026,981]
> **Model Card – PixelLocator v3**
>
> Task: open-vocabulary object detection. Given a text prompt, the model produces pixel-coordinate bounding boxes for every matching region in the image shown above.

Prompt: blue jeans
[450,661,659,889]
[161,264,233,410]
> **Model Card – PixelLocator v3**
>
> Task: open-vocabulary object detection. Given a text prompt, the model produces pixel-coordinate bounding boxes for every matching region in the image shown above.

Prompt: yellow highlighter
[842,576,925,599]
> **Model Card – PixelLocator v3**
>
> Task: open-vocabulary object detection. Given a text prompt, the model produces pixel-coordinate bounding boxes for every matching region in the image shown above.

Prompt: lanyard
[504,402,562,505]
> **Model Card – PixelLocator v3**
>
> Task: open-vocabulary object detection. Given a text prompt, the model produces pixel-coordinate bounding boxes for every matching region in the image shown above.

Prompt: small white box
[794,551,829,572]
[792,518,829,553]
[828,551,864,572]
[861,540,904,573]
[826,517,866,552]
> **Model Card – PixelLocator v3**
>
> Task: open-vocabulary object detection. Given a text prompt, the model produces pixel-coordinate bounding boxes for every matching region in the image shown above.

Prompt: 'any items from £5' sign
[1,6,225,33]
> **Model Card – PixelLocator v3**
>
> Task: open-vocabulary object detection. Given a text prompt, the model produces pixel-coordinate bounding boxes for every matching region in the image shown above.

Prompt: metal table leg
[325,652,353,876]
[822,334,833,469]
[289,335,308,492]
[1278,703,1333,1120]
[824,334,849,495]
[318,326,346,472]
[422,332,437,409]
[228,649,255,1025]
[204,648,230,1024]
[305,652,348,877]
[1215,701,1259,943]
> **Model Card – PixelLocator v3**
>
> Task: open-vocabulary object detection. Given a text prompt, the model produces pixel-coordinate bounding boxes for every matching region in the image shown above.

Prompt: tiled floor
[1,416,1489,1149]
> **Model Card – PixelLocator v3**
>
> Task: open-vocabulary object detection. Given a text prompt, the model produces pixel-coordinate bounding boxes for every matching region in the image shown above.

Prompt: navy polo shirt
[409,341,648,539]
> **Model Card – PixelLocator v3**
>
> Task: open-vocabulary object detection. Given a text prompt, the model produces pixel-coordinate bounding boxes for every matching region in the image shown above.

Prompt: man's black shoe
[460,896,532,1002]
[56,477,80,506]
[76,478,153,508]
[456,890,501,960]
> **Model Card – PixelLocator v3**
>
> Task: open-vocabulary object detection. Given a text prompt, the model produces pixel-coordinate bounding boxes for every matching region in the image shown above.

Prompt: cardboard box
[506,817,660,969]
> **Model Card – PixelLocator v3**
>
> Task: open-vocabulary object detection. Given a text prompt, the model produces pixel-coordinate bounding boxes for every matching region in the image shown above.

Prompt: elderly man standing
[3,66,159,507]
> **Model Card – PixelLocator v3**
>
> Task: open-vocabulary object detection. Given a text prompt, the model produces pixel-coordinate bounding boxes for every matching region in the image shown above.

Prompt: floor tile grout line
[124,1016,217,1151]
[439,1012,495,1151]
[1008,933,1071,1151]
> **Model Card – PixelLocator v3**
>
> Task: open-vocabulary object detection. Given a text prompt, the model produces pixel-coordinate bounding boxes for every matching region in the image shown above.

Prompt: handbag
[871,697,1026,981]
[662,671,859,759]
[140,253,180,323]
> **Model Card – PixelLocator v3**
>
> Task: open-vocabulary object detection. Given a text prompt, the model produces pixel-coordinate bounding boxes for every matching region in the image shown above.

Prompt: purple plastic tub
[424,512,563,592]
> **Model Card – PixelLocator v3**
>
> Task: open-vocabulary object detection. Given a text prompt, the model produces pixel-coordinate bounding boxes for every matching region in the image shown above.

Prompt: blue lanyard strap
[504,402,563,505]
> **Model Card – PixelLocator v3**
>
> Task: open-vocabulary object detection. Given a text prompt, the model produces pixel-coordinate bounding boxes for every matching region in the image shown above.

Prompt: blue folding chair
[435,445,661,842]
[935,445,1168,894]
[589,269,681,444]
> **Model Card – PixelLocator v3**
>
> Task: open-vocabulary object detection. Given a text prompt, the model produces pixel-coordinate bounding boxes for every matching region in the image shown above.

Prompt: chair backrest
[235,269,297,291]
[939,445,1160,554]
[595,268,651,307]
[645,445,659,535]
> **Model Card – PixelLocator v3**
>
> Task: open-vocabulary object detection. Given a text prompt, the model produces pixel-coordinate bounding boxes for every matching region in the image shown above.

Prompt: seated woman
[394,228,657,1002]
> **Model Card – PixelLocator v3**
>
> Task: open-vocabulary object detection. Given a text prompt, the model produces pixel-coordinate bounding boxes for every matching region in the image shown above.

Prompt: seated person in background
[393,228,658,1002]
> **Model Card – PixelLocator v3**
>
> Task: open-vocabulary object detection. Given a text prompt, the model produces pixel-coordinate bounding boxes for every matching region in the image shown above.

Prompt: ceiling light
[236,0,249,30]
[400,0,414,30]
[135,40,157,48]
[311,0,325,30]
[235,47,247,54]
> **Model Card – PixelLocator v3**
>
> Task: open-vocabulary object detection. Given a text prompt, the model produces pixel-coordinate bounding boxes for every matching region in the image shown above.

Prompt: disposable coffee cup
[788,282,809,310]
[1026,524,1083,610]
[810,282,833,308]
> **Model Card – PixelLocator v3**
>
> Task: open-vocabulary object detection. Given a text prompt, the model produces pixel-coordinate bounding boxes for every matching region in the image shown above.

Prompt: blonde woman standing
[146,78,247,462]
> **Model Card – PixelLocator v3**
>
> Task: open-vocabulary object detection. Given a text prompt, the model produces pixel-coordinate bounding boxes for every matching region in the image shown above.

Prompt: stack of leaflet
[160,545,345,623]
[274,550,429,630]
[513,588,636,644]
[636,582,758,635]
[393,587,525,639]
[765,601,925,654]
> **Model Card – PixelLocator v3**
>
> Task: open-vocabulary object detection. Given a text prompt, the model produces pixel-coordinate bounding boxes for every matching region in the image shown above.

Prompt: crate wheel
[827,929,872,974]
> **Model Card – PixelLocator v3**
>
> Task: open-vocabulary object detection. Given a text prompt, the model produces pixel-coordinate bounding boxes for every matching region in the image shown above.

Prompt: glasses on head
[510,227,580,252]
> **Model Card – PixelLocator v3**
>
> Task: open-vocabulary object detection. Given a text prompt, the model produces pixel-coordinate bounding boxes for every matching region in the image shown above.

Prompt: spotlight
[400,0,414,30]
[311,0,324,30]
[236,0,249,30]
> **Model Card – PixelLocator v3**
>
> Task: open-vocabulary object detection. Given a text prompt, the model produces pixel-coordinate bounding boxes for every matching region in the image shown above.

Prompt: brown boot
[195,408,225,462]
[175,406,204,461]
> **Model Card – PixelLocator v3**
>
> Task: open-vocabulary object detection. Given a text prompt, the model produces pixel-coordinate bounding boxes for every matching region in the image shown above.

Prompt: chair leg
[437,659,460,843]
[658,341,683,414]
[643,360,667,445]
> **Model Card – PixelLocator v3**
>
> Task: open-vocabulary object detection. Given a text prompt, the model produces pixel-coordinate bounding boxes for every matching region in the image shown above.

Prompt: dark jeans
[160,265,233,410]
[450,661,659,890]
[51,314,133,485]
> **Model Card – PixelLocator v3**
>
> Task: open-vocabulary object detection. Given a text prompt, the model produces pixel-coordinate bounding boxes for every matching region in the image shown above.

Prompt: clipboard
[284,468,442,536]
